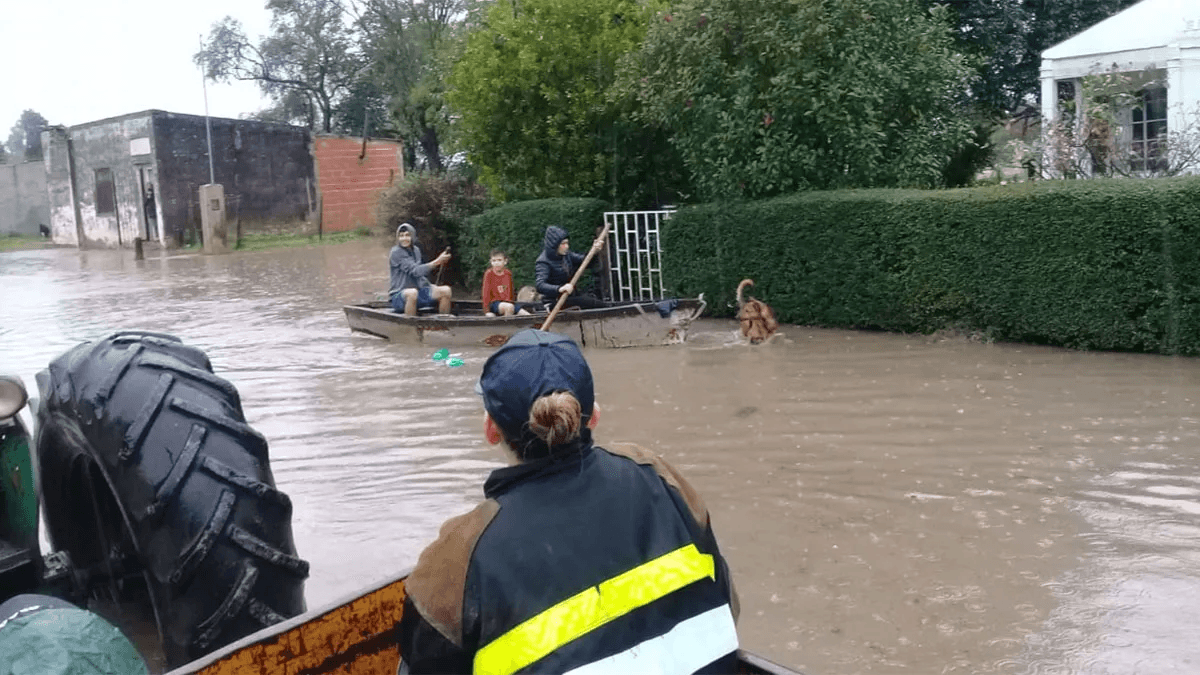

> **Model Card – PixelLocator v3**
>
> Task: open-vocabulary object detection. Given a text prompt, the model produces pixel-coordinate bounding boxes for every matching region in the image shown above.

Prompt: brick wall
[313,136,404,233]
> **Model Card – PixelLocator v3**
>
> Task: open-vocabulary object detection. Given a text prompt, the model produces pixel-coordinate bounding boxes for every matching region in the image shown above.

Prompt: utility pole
[197,34,228,253]
[200,34,215,184]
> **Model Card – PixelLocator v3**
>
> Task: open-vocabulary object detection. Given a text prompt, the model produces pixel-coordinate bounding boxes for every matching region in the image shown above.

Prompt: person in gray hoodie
[389,223,452,315]
[534,225,609,310]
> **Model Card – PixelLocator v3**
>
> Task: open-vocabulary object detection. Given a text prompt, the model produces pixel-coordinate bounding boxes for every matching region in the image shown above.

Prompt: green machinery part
[0,418,39,556]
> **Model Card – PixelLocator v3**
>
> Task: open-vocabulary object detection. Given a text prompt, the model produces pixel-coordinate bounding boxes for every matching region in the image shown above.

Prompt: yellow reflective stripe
[473,544,716,675]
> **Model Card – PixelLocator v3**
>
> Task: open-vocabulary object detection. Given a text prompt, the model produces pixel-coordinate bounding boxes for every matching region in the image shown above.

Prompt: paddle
[541,223,611,332]
[434,247,450,286]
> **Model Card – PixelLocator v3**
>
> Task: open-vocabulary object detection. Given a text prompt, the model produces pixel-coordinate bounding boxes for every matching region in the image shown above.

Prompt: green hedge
[662,178,1200,355]
[459,198,609,294]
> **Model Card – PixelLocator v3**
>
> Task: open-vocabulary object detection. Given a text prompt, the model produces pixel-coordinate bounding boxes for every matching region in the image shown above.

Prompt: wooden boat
[168,569,804,675]
[343,297,707,348]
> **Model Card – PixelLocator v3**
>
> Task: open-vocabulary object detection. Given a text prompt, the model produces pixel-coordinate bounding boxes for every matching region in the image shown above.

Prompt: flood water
[3,239,1200,674]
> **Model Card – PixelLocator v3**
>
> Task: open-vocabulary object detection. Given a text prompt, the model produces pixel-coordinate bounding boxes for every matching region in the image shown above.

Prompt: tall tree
[448,0,669,201]
[6,110,48,162]
[628,0,975,200]
[331,78,396,138]
[248,89,320,129]
[927,0,1140,185]
[350,0,472,173]
[932,0,1141,114]
[196,0,366,132]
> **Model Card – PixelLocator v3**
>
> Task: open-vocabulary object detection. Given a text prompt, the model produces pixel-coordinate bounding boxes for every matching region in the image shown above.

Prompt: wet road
[3,239,1199,674]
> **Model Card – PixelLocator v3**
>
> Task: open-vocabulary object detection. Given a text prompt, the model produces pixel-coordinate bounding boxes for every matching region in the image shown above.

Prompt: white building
[1040,0,1200,175]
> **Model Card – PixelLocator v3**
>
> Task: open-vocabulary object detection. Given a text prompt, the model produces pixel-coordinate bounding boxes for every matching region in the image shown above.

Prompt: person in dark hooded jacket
[534,225,609,310]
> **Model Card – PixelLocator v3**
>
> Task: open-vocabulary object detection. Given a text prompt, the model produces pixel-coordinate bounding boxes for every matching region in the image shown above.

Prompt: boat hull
[344,298,707,348]
[167,570,803,675]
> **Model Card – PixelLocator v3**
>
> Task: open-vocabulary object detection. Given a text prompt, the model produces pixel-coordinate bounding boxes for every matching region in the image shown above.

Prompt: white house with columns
[1040,0,1200,175]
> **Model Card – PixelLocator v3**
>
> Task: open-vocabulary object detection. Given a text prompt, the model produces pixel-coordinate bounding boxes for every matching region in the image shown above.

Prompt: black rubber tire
[34,331,309,667]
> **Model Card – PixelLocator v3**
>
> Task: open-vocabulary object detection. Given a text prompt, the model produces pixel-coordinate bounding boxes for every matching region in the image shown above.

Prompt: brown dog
[736,279,779,344]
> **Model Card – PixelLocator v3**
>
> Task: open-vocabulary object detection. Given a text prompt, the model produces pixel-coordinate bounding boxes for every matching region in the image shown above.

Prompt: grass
[232,227,374,252]
[0,234,55,252]
[0,227,375,254]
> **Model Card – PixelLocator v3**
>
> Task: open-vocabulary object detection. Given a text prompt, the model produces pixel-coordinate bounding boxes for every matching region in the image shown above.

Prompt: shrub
[459,198,610,294]
[376,174,490,287]
[662,177,1200,355]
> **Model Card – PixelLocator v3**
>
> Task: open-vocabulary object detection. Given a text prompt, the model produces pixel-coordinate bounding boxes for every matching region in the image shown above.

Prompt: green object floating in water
[447,358,464,367]
[432,348,450,361]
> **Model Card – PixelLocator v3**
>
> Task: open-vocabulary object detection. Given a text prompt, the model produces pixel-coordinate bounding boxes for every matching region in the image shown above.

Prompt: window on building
[1131,88,1168,173]
[1057,80,1077,119]
[95,168,116,215]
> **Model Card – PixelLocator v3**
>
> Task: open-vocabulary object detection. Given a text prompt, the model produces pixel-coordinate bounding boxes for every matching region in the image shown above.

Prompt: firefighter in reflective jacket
[397,329,740,675]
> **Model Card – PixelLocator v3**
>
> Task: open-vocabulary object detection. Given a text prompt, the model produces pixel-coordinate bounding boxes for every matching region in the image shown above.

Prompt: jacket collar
[484,438,594,498]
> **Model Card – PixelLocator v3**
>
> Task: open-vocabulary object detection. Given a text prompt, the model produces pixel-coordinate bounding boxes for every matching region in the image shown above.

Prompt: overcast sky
[5,0,276,136]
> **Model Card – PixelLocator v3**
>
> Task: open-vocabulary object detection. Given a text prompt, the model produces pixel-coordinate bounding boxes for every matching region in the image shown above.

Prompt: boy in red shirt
[482,250,531,316]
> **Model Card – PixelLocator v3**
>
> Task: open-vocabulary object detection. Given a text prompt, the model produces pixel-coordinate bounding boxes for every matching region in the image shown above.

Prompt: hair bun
[528,391,582,447]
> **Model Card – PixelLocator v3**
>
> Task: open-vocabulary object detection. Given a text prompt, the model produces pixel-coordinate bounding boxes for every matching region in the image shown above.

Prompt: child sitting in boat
[482,250,532,317]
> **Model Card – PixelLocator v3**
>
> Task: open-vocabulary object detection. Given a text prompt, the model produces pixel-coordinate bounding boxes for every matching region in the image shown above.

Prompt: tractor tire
[34,331,308,667]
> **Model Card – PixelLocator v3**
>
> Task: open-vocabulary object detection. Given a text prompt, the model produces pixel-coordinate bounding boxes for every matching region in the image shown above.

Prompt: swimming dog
[736,279,778,344]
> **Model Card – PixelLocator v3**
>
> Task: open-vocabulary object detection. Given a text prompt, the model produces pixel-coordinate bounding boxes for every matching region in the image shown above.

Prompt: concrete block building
[0,161,49,236]
[43,111,315,248]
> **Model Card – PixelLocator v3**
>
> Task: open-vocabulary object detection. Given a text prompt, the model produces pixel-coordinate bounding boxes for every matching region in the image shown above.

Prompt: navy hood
[543,226,569,257]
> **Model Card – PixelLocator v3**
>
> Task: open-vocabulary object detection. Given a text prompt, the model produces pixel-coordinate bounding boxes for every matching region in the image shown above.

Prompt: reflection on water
[3,241,1200,674]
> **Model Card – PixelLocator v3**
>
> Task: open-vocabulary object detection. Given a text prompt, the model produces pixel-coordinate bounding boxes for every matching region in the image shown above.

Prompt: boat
[167,569,805,675]
[343,297,707,348]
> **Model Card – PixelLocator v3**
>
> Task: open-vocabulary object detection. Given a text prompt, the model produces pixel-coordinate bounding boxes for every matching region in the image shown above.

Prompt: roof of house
[63,109,308,133]
[1043,0,1200,60]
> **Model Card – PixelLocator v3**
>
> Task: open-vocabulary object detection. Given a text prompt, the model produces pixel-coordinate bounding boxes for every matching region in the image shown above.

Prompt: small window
[1131,88,1168,173]
[95,168,116,216]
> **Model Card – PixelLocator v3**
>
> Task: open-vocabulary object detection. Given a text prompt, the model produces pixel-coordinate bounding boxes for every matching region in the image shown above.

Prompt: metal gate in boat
[603,210,675,302]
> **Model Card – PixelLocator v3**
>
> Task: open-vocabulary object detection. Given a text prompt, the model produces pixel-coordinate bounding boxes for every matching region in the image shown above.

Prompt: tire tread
[171,489,236,585]
[145,424,207,520]
[95,344,142,402]
[139,353,241,408]
[121,373,174,461]
[199,456,291,508]
[229,525,310,576]
[193,561,258,651]
[169,398,268,460]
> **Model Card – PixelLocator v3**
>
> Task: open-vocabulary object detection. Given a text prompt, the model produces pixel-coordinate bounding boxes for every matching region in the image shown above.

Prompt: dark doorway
[137,166,158,242]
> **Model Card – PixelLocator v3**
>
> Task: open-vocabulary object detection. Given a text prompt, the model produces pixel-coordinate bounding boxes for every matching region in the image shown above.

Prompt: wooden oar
[434,247,450,286]
[541,223,611,331]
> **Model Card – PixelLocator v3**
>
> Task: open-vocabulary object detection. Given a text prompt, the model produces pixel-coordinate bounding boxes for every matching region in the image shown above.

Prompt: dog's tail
[736,278,754,308]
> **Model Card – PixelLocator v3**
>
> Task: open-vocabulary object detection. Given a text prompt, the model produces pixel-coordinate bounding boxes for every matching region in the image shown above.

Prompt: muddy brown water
[3,239,1199,674]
